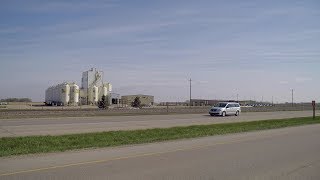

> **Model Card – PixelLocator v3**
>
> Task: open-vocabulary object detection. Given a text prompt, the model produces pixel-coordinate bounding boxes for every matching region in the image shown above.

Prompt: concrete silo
[45,82,70,106]
[70,83,79,106]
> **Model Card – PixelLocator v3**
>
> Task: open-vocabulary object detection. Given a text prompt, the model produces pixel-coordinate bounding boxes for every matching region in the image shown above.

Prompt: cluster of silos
[45,68,113,106]
[78,68,113,105]
[87,85,99,104]
[80,83,112,105]
[98,83,112,101]
[45,83,79,106]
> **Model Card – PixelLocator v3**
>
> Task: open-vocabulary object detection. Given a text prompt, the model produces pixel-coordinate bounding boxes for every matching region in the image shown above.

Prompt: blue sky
[0,0,320,103]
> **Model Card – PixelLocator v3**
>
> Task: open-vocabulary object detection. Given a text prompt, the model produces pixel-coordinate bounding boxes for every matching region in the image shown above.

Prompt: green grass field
[0,116,319,157]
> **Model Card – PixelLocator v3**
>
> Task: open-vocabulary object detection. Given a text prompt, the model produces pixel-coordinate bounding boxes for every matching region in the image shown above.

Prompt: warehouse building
[189,99,254,106]
[190,99,221,106]
[121,95,154,107]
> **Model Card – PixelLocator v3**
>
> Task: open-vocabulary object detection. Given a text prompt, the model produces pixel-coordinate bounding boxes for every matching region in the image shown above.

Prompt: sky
[0,0,320,103]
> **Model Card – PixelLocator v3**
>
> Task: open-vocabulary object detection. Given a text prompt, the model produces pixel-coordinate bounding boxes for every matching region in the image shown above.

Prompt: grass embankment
[1,116,319,157]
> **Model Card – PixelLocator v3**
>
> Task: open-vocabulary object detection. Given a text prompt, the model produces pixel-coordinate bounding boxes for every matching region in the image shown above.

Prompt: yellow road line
[0,132,289,177]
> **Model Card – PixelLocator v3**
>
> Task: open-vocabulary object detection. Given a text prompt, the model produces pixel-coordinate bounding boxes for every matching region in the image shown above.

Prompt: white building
[45,68,112,106]
[45,82,79,106]
[80,68,112,105]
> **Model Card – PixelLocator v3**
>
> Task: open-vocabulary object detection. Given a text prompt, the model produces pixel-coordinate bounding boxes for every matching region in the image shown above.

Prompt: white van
[209,102,241,116]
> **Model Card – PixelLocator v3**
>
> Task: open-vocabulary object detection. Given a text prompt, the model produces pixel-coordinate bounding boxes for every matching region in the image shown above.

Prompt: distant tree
[131,97,142,108]
[98,95,109,109]
[19,98,32,102]
[0,98,32,102]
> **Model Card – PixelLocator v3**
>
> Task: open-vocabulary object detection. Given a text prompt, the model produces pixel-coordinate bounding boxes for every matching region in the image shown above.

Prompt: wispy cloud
[279,81,289,85]
[0,27,27,34]
[5,0,117,13]
[295,77,312,83]
[62,21,178,39]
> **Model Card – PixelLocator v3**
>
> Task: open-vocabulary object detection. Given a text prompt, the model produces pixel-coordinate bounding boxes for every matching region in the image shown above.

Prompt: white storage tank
[93,85,99,103]
[49,86,53,103]
[98,85,109,101]
[46,82,82,106]
[70,83,79,105]
[45,87,51,105]
[103,86,108,96]
[53,85,59,103]
[79,88,86,104]
[61,83,70,105]
[88,87,93,104]
[45,86,55,105]
[106,83,112,92]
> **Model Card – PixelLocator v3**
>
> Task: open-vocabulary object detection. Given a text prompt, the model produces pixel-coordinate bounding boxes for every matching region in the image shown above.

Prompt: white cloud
[295,77,312,83]
[14,1,117,13]
[0,27,27,34]
[198,81,209,84]
[279,81,289,85]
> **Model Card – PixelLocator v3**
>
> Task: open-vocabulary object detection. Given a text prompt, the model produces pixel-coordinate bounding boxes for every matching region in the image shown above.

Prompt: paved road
[1,124,319,179]
[0,111,318,137]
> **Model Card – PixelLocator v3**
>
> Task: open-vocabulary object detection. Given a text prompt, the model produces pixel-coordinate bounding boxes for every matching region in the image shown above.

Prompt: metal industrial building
[121,95,154,106]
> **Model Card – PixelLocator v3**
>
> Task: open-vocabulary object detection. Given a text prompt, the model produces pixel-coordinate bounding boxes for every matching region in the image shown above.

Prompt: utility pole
[189,78,192,107]
[272,96,274,106]
[291,89,294,107]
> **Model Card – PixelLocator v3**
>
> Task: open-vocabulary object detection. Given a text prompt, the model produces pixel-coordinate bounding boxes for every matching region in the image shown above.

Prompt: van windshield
[218,103,227,107]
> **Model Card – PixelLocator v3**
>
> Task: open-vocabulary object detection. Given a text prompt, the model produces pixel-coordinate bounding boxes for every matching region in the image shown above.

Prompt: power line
[189,78,192,107]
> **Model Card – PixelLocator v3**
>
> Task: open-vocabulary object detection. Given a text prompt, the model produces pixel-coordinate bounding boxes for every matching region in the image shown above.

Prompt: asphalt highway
[1,124,319,179]
[0,111,319,137]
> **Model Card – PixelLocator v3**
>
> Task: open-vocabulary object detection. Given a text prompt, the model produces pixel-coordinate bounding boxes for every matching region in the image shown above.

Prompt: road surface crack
[0,125,16,136]
[286,159,320,176]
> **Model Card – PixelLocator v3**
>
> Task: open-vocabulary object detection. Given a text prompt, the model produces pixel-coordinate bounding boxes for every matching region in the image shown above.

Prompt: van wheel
[222,111,226,117]
[235,111,239,116]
